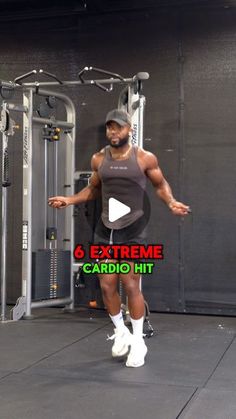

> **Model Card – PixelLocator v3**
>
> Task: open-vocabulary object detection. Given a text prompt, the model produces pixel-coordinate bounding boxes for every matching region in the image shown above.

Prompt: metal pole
[44,138,48,249]
[22,89,34,318]
[53,140,58,233]
[1,189,7,321]
[21,77,134,88]
[138,95,146,149]
[119,88,147,317]
[1,134,8,321]
[31,297,72,309]
[33,117,74,129]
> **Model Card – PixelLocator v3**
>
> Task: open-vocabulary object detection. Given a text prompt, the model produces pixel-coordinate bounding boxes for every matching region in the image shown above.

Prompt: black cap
[106,109,131,127]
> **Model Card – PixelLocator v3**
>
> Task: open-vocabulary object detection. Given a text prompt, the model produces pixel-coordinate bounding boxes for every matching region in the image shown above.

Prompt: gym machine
[0,75,76,321]
[0,67,151,331]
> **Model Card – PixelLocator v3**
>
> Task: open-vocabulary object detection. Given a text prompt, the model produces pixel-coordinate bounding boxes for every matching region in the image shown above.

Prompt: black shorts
[94,215,147,246]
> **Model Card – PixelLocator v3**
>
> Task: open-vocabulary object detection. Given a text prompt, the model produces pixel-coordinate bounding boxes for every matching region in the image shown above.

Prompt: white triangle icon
[108,198,131,223]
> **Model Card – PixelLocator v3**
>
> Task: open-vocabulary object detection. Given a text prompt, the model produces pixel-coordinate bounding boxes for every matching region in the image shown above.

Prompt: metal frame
[0,67,149,322]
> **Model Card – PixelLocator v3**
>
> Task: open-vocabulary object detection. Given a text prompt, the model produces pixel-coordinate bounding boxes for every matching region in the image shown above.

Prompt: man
[48,109,190,368]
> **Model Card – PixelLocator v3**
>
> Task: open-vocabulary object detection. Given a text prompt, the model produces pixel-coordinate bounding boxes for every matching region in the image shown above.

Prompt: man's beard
[110,136,129,148]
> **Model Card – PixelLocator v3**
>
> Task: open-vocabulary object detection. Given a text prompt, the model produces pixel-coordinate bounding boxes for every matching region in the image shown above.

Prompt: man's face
[106,121,131,148]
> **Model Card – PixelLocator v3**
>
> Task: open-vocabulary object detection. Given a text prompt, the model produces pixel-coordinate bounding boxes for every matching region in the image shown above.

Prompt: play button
[108,198,131,223]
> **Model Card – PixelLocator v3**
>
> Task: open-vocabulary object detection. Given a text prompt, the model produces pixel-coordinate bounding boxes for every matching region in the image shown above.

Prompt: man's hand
[48,196,71,209]
[168,200,191,216]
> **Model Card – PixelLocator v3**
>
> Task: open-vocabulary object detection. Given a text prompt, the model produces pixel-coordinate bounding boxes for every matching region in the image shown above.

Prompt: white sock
[109,311,125,329]
[130,316,144,339]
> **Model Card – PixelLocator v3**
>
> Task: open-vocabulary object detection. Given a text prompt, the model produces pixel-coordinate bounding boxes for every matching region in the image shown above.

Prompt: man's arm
[48,153,102,208]
[143,151,190,216]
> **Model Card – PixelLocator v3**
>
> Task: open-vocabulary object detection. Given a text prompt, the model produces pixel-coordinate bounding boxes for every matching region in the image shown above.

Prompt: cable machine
[0,67,149,323]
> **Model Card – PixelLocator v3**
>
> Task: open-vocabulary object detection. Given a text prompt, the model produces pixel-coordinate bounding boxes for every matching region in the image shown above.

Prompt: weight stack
[32,249,70,300]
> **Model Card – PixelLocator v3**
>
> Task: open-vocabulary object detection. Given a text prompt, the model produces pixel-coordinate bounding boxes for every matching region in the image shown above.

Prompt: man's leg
[98,260,132,357]
[120,261,147,367]
[98,262,120,315]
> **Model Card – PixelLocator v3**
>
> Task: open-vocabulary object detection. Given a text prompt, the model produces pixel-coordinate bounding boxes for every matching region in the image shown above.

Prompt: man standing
[48,109,190,367]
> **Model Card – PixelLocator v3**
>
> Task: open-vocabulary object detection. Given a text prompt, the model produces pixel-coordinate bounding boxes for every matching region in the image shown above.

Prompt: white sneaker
[126,337,147,367]
[107,326,132,357]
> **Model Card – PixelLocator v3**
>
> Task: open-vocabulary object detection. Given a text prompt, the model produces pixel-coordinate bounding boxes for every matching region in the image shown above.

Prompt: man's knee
[99,277,117,298]
[122,275,141,297]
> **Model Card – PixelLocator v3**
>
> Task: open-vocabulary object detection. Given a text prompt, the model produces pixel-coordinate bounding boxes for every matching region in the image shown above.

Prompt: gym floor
[0,308,236,419]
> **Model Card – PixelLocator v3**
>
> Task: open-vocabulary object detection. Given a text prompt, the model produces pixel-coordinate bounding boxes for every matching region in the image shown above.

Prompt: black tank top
[98,145,147,229]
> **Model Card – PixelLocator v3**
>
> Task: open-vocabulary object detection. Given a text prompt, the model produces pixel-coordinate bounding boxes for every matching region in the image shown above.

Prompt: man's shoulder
[136,146,157,160]
[91,147,106,170]
[135,147,158,171]
[92,146,107,158]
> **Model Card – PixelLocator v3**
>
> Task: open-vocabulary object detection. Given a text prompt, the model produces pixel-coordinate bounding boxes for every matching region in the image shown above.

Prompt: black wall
[1,3,236,314]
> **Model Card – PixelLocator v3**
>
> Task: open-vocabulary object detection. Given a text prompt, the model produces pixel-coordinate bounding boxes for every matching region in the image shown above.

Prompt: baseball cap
[105,109,131,127]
